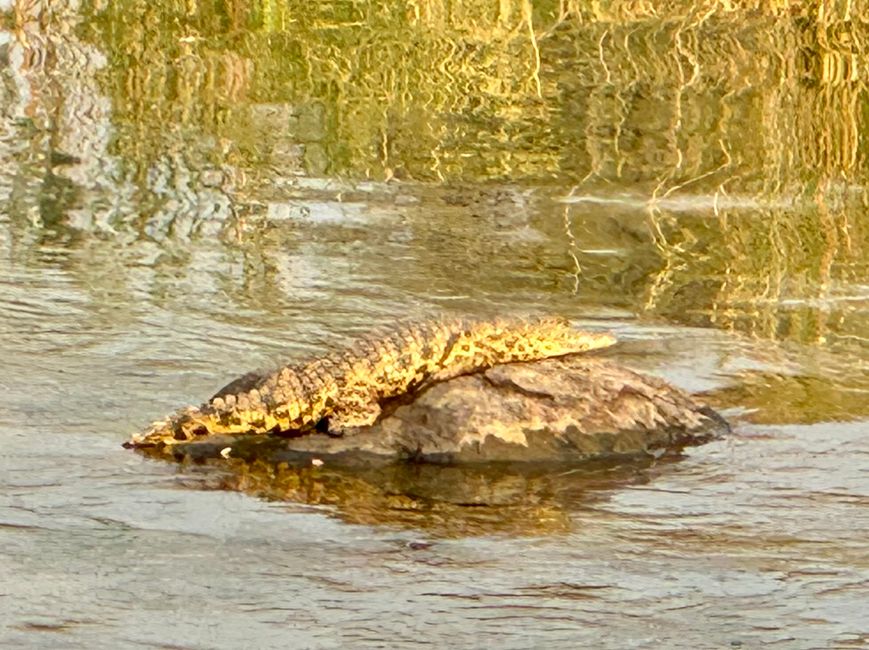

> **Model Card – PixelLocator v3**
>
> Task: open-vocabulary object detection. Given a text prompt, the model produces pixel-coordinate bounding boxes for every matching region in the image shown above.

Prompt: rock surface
[169,357,727,466]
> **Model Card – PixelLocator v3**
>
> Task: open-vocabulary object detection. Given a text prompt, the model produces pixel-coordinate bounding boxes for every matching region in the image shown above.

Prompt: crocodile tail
[428,317,616,381]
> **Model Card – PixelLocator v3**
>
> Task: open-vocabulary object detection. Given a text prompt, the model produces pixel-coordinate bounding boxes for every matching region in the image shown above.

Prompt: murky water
[1,2,868,648]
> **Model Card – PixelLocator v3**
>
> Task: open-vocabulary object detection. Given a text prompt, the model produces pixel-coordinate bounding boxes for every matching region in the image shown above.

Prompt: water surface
[1,2,867,648]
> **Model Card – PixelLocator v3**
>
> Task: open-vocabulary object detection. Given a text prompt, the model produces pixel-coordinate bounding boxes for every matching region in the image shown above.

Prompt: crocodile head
[124,406,210,450]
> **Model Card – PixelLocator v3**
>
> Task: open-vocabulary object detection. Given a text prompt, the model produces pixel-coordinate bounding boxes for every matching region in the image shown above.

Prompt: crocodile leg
[320,401,383,436]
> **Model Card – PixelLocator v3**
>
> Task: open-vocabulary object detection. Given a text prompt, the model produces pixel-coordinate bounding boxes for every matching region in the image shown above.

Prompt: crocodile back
[127,317,616,450]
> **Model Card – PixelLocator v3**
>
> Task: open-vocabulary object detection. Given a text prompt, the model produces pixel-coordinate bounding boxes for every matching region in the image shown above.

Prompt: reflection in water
[78,0,869,193]
[0,0,130,230]
[707,370,869,425]
[181,457,667,537]
[1,0,864,354]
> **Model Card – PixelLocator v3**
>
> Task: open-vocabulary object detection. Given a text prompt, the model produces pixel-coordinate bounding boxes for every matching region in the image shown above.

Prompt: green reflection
[707,370,869,425]
[76,0,869,192]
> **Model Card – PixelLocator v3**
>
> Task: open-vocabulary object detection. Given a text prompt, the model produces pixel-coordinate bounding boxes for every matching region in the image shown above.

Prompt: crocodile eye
[177,423,207,440]
[461,344,470,352]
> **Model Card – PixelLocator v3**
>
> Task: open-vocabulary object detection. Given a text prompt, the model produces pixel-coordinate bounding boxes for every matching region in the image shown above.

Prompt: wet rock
[172,357,727,466]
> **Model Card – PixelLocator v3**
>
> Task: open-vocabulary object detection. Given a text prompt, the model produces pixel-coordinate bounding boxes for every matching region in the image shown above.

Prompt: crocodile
[125,317,617,453]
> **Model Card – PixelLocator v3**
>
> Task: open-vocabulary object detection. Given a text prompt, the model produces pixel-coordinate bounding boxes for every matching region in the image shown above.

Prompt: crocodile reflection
[178,455,677,537]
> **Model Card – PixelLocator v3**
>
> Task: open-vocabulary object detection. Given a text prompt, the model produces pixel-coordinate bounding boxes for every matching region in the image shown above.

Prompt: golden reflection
[71,0,867,191]
[706,370,869,425]
[639,202,867,354]
[69,0,869,340]
[181,456,662,537]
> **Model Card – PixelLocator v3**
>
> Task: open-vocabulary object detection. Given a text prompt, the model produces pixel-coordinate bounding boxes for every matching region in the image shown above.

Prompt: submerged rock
[167,357,727,466]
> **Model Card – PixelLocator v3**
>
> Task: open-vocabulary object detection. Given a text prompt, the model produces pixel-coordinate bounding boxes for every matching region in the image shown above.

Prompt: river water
[1,2,868,648]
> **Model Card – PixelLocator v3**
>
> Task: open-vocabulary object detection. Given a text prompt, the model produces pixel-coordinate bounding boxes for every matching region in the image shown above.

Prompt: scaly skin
[125,317,617,452]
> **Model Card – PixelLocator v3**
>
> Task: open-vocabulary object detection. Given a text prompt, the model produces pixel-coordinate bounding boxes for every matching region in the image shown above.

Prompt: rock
[169,357,727,466]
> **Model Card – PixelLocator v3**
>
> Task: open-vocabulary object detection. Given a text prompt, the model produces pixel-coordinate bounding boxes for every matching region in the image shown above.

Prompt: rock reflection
[181,456,667,537]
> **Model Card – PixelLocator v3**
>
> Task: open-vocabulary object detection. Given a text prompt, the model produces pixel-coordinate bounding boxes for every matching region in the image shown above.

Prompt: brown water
[1,2,868,648]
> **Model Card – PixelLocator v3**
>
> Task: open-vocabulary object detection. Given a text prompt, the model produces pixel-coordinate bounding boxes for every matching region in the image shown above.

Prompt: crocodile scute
[125,317,616,452]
